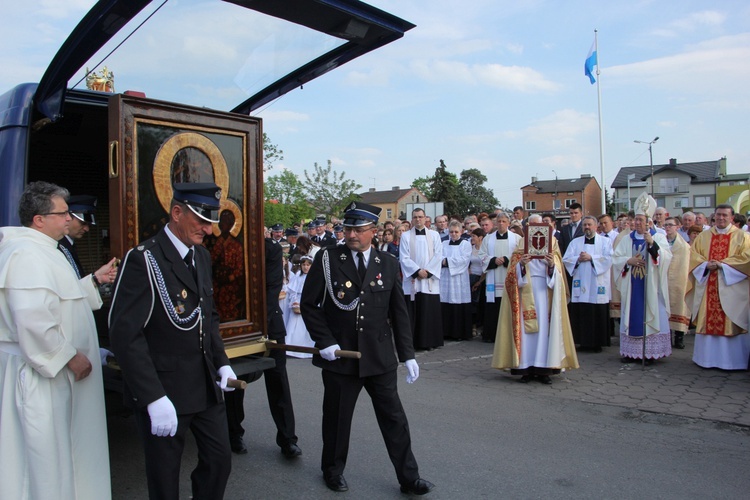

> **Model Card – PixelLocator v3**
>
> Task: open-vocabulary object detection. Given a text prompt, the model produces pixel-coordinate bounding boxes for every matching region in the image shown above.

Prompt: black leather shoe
[281,442,302,458]
[324,475,348,492]
[538,375,552,385]
[518,375,533,383]
[230,436,247,455]
[674,332,685,349]
[400,478,434,495]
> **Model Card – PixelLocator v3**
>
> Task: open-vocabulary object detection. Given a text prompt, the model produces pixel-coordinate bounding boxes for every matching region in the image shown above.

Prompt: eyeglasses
[40,211,70,217]
[663,223,677,227]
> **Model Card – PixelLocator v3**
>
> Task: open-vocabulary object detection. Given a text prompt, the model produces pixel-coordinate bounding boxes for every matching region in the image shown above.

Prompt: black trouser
[482,300,501,342]
[224,347,297,447]
[135,403,231,500]
[320,369,420,485]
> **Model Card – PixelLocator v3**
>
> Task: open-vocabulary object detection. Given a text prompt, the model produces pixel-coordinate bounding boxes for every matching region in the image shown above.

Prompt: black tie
[357,252,367,283]
[184,249,197,282]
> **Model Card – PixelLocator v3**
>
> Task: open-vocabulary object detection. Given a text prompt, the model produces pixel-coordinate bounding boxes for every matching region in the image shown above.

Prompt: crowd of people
[265,197,750,382]
[3,178,749,499]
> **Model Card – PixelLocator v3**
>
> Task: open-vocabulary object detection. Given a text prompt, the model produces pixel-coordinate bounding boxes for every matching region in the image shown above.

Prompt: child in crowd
[284,254,315,357]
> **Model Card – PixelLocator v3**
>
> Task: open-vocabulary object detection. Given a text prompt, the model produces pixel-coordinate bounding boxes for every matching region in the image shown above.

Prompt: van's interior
[28,93,113,345]
[29,97,111,272]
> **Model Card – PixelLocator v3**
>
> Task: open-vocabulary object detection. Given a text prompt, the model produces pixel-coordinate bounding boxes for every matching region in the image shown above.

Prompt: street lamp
[552,169,558,213]
[634,136,659,196]
[626,173,636,211]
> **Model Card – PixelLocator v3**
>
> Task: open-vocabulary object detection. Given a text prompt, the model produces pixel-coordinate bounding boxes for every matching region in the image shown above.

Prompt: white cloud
[606,33,750,98]
[38,0,95,19]
[538,155,587,170]
[524,109,598,146]
[503,42,524,55]
[357,159,377,168]
[410,59,558,92]
[653,10,726,37]
[463,158,514,172]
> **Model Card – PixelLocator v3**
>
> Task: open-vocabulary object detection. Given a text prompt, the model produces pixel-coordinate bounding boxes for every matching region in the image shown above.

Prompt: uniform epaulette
[134,238,158,252]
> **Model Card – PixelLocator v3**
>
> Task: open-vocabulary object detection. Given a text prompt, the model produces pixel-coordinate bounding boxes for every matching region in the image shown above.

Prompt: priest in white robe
[399,208,443,349]
[0,182,115,500]
[478,213,521,343]
[439,221,473,340]
[563,216,613,352]
[686,204,750,370]
[492,215,579,384]
[612,193,672,364]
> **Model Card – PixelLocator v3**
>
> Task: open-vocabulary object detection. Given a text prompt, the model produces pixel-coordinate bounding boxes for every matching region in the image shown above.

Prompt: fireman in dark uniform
[224,236,302,458]
[57,195,97,277]
[300,201,434,495]
[109,183,235,500]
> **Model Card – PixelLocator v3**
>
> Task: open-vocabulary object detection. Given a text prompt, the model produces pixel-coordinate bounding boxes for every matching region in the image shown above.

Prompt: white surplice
[563,234,613,304]
[478,230,520,302]
[399,228,443,298]
[439,239,472,304]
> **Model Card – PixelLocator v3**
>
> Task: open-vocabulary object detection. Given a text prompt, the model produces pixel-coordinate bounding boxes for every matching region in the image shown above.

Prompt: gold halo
[214,199,243,238]
[153,132,230,214]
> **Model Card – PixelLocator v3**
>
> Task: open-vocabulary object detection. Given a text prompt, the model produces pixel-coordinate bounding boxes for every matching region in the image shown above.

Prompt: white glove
[147,396,178,437]
[217,365,237,392]
[99,348,114,366]
[405,359,419,384]
[319,344,341,361]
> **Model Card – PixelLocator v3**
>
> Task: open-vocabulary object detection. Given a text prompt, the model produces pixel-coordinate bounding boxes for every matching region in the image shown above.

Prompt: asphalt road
[107,337,750,499]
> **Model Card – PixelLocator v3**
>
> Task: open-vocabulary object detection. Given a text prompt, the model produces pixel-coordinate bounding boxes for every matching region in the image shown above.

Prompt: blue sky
[2,0,749,209]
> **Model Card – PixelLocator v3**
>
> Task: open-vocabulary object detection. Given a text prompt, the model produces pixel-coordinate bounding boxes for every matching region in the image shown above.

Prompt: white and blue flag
[584,39,597,84]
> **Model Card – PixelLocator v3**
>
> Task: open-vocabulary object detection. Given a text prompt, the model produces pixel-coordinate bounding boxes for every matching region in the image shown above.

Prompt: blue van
[0,0,413,358]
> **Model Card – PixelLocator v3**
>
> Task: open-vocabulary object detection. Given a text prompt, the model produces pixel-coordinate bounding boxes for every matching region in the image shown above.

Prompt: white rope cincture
[145,250,202,330]
[323,250,359,311]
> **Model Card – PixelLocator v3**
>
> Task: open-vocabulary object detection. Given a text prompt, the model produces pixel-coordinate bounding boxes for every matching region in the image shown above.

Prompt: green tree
[265,169,306,205]
[429,160,461,216]
[303,160,362,218]
[411,175,434,200]
[263,133,284,172]
[264,169,314,227]
[458,168,499,215]
[605,188,615,216]
[410,162,500,217]
[263,200,314,228]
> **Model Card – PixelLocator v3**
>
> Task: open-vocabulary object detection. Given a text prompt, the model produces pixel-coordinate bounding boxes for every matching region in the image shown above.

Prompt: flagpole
[595,29,606,215]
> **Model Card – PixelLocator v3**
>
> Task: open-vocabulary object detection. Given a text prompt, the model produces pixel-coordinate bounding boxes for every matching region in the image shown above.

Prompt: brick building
[520,174,603,222]
[357,186,428,223]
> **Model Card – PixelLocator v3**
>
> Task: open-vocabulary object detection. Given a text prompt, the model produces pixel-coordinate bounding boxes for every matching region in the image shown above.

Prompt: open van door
[1,0,413,349]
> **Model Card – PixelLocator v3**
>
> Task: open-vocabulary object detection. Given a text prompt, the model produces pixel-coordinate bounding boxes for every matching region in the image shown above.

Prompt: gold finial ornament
[85,66,115,93]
